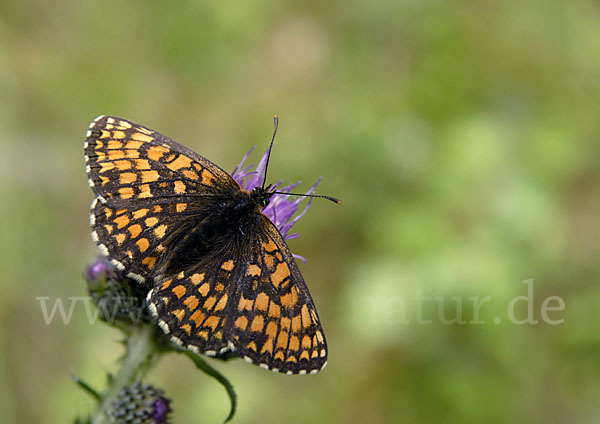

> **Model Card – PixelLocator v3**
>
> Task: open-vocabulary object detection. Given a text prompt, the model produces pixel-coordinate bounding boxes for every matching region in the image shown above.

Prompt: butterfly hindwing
[147,259,235,356]
[148,214,327,374]
[226,216,327,374]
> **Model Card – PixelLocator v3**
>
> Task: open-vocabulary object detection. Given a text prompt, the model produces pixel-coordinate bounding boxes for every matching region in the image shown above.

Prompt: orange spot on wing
[190,309,205,327]
[264,254,274,269]
[250,315,264,332]
[172,285,187,299]
[128,224,142,238]
[280,317,291,332]
[171,308,185,321]
[131,132,154,142]
[142,256,156,269]
[291,315,301,332]
[183,295,199,310]
[300,350,310,361]
[125,140,143,150]
[286,355,297,363]
[265,322,278,339]
[99,162,114,173]
[176,203,187,212]
[268,302,281,319]
[135,159,151,170]
[154,224,167,238]
[255,292,269,311]
[138,184,152,198]
[136,238,150,252]
[147,145,168,161]
[181,324,192,335]
[108,139,123,149]
[302,336,312,349]
[289,335,300,351]
[161,279,173,290]
[221,260,234,271]
[238,296,253,311]
[247,264,261,276]
[182,169,199,180]
[198,282,210,297]
[203,315,220,330]
[107,150,125,161]
[119,172,137,184]
[114,215,130,229]
[145,216,158,227]
[263,239,277,252]
[115,233,126,245]
[261,338,274,355]
[201,169,214,185]
[247,341,258,352]
[190,273,205,285]
[118,187,134,199]
[301,305,312,329]
[203,296,216,310]
[280,292,296,309]
[235,316,248,330]
[274,351,285,361]
[167,154,193,171]
[112,130,126,140]
[141,170,160,183]
[174,180,186,194]
[214,294,228,311]
[125,149,140,159]
[132,208,149,219]
[271,262,290,288]
[276,331,289,349]
[111,160,129,171]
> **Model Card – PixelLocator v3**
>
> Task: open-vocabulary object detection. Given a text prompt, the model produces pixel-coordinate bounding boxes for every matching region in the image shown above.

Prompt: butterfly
[84,115,330,375]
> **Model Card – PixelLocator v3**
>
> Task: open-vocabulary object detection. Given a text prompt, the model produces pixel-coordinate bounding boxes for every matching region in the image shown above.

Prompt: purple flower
[85,258,117,282]
[231,146,321,262]
[151,397,171,423]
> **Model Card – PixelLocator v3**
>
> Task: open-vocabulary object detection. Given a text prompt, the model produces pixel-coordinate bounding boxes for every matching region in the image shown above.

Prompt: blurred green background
[2,0,600,423]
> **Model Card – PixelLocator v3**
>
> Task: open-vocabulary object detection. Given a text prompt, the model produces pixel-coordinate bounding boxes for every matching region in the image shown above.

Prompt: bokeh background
[2,1,600,423]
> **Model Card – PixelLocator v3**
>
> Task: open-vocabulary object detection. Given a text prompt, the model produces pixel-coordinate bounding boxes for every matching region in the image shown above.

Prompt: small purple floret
[85,258,116,282]
[151,397,171,423]
[231,146,321,261]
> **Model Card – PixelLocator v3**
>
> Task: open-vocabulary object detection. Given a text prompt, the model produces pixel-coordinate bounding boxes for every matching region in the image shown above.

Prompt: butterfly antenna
[271,190,341,204]
[262,115,340,205]
[261,115,278,190]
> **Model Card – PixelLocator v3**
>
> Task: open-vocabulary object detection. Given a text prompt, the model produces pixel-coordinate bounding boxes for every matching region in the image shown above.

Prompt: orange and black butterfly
[84,115,336,375]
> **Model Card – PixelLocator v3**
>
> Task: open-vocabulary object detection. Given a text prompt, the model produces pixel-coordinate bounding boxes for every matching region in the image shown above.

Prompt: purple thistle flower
[231,146,321,262]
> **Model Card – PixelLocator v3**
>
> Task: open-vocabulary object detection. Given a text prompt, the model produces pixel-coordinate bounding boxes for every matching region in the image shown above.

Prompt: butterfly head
[250,184,275,209]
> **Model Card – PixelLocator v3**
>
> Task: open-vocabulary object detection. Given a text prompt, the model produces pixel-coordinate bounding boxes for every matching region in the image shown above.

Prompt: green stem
[91,325,160,424]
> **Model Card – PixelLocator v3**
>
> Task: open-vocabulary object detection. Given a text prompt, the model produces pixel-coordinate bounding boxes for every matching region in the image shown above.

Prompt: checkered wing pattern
[85,116,238,282]
[147,215,327,375]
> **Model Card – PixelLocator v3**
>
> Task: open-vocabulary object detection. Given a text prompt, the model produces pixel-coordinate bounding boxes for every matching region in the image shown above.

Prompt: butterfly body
[85,116,327,375]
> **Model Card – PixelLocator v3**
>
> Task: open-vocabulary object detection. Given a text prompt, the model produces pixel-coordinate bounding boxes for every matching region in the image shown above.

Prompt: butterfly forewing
[85,116,238,281]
